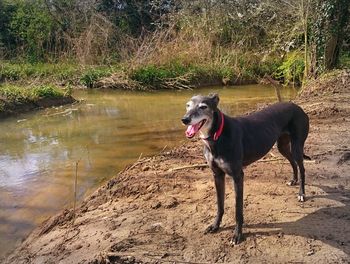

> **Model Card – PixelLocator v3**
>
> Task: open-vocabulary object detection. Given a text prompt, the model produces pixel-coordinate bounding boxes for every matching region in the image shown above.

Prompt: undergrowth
[275,52,305,86]
[0,62,118,88]
[0,51,306,90]
[0,84,67,104]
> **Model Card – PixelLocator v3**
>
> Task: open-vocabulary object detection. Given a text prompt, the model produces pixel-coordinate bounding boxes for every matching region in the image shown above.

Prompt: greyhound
[181,94,309,244]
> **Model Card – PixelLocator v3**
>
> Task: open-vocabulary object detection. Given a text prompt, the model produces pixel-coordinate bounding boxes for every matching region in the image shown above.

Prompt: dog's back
[230,102,309,166]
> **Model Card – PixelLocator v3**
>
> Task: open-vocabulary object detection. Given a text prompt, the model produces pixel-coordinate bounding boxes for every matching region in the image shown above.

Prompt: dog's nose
[181,117,190,125]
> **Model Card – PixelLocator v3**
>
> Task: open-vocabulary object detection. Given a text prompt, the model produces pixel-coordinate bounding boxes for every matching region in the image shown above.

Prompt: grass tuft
[80,68,114,88]
[0,84,66,104]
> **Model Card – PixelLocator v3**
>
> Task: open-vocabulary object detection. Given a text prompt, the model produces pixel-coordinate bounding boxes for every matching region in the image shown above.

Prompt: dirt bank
[4,71,350,263]
[0,96,76,119]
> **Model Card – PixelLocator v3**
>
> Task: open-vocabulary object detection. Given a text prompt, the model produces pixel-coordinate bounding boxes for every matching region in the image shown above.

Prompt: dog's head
[181,93,220,138]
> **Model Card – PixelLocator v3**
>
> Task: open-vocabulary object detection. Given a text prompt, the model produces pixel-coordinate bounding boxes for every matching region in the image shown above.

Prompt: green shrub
[0,85,29,102]
[9,0,54,62]
[130,63,188,87]
[80,68,113,88]
[0,84,65,103]
[0,63,23,81]
[256,56,283,77]
[276,52,305,85]
[189,64,231,82]
[339,52,350,69]
[31,85,64,98]
[0,62,80,81]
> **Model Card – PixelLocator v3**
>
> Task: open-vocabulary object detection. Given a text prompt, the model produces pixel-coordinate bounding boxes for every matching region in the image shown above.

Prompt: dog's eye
[199,105,207,110]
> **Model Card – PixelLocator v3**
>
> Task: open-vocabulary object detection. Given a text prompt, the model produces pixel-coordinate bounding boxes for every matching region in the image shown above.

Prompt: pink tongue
[185,122,201,138]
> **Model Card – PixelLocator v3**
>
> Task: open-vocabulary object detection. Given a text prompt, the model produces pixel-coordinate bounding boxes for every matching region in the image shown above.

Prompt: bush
[0,85,28,102]
[80,68,113,88]
[31,85,64,98]
[8,0,55,62]
[0,63,23,81]
[130,63,188,87]
[0,84,65,103]
[275,52,305,85]
[339,51,350,69]
[0,62,80,81]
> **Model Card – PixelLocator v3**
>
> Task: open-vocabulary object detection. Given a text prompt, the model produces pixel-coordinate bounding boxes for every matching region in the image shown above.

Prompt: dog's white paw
[229,239,236,246]
[298,195,305,202]
[287,180,298,186]
[229,233,243,246]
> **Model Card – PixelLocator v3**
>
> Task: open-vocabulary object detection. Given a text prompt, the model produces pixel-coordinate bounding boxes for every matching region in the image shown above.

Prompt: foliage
[31,85,64,98]
[276,52,305,85]
[0,62,79,81]
[0,85,30,102]
[0,0,349,88]
[130,63,188,87]
[0,62,123,87]
[0,84,65,103]
[310,0,350,74]
[6,0,54,62]
[80,67,114,88]
[339,52,350,69]
[97,0,175,36]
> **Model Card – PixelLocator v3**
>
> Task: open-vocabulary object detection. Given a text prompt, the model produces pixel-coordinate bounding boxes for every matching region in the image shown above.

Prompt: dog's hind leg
[277,133,298,186]
[291,140,306,202]
[205,166,225,234]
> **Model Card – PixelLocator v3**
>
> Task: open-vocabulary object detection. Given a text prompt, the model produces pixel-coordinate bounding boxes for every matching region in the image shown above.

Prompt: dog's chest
[204,147,231,173]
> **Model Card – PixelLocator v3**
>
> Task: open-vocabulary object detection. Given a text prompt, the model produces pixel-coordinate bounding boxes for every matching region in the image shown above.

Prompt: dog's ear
[209,93,219,108]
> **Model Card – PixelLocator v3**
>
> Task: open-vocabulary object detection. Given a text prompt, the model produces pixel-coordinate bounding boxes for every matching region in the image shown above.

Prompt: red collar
[202,111,225,141]
[213,111,225,141]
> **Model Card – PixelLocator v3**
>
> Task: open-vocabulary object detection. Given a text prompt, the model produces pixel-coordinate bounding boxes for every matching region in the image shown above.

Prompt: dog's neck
[200,110,223,141]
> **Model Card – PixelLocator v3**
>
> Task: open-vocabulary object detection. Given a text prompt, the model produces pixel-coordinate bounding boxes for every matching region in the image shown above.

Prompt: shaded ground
[4,71,350,263]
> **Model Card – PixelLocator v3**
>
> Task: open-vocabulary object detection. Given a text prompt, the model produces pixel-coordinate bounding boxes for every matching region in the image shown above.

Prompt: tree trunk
[311,0,350,73]
[324,34,339,69]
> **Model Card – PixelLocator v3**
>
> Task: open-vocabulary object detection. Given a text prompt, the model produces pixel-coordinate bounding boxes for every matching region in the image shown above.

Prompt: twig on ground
[168,163,208,172]
[73,160,80,224]
[123,158,152,172]
[258,158,315,163]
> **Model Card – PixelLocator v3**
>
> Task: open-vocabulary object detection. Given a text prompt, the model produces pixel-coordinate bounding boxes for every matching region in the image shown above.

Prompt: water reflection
[0,85,296,258]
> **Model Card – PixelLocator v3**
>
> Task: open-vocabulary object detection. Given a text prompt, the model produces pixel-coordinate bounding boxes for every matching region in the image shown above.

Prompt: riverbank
[0,58,277,118]
[0,84,75,118]
[4,70,350,263]
[0,57,282,91]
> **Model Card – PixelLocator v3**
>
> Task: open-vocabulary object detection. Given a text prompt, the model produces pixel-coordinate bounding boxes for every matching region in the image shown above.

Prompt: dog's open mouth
[185,119,206,138]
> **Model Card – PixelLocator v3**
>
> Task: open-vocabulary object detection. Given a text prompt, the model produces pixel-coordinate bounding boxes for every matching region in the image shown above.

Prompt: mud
[3,70,350,263]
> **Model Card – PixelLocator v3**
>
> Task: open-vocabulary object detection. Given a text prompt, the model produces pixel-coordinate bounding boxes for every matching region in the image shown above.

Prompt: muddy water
[0,85,296,257]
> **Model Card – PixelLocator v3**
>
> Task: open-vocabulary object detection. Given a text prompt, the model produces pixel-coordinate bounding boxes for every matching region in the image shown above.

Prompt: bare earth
[4,71,350,264]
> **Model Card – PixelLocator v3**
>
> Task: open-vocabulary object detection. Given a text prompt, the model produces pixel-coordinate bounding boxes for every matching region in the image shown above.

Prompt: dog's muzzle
[181,117,191,125]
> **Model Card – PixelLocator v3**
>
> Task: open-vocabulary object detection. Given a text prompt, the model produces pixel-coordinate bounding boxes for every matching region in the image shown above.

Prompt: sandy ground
[4,71,350,263]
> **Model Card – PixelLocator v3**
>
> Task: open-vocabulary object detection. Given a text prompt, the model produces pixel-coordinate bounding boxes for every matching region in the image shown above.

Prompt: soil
[0,96,76,119]
[3,70,350,263]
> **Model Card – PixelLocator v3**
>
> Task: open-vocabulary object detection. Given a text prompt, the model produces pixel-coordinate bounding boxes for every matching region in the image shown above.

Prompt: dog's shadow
[225,185,350,255]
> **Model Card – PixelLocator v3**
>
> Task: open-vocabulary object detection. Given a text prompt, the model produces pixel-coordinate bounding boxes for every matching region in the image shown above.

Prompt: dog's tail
[303,154,312,160]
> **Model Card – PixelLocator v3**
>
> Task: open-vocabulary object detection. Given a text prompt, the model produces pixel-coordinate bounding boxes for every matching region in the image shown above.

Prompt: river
[0,84,296,258]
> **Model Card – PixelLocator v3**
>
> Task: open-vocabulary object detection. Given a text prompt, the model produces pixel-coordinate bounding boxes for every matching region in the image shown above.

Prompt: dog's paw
[286,179,298,186]
[204,224,219,234]
[229,233,243,246]
[298,194,306,202]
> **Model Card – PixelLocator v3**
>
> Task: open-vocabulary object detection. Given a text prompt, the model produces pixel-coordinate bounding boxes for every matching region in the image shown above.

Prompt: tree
[311,0,350,74]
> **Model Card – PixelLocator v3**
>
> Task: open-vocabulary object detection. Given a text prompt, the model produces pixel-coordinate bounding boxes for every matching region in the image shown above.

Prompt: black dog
[181,94,309,244]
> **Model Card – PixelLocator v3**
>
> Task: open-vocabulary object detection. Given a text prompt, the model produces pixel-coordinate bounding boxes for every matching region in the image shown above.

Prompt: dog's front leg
[205,167,225,234]
[231,169,244,245]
